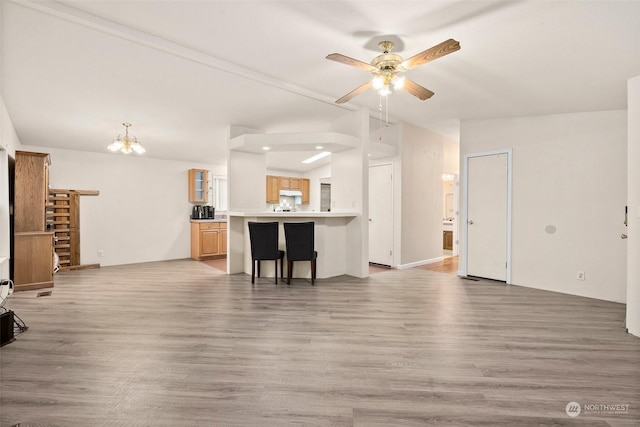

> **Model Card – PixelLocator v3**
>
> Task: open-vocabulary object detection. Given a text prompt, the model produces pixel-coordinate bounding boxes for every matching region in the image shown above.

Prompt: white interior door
[466,153,509,281]
[369,164,393,266]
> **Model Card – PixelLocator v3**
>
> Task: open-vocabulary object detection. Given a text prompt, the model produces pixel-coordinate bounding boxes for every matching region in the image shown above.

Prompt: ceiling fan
[326,38,460,104]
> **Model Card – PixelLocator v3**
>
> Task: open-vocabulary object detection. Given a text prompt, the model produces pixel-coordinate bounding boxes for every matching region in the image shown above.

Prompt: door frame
[461,149,512,284]
[368,162,394,267]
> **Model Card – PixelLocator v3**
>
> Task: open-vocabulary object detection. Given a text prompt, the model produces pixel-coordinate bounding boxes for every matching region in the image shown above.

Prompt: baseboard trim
[397,256,445,270]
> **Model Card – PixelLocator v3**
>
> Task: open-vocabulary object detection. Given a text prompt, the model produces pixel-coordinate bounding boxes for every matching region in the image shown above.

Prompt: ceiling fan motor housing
[371,53,402,71]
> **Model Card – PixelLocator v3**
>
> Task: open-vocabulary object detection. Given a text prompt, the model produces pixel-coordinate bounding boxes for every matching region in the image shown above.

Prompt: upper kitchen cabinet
[188,169,208,203]
[266,175,310,204]
[266,175,279,204]
[282,177,301,190]
[15,151,50,232]
[301,178,310,204]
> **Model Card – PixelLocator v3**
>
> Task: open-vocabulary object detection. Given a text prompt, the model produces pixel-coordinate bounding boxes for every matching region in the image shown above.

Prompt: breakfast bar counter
[227,211,359,280]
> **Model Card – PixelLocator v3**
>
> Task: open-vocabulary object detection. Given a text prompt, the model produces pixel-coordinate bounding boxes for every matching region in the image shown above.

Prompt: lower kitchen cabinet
[191,221,227,260]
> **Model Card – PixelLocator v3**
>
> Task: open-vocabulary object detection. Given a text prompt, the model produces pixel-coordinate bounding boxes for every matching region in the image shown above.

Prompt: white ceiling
[2,1,640,172]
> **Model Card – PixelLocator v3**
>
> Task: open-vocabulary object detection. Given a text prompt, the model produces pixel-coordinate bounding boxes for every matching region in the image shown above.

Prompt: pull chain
[385,94,389,127]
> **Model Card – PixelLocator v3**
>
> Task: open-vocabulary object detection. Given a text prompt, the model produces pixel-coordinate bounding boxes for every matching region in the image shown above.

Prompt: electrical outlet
[98,250,104,257]
[576,271,585,281]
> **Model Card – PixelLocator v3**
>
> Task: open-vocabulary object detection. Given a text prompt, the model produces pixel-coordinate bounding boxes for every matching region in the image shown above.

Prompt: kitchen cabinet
[301,178,310,204]
[15,151,50,232]
[190,221,227,260]
[279,176,302,190]
[443,230,453,250]
[266,175,279,204]
[266,175,311,204]
[279,176,291,190]
[188,169,208,203]
[289,178,302,190]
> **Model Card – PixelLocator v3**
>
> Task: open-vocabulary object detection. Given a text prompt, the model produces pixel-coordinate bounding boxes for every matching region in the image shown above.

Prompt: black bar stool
[248,221,285,284]
[283,221,318,285]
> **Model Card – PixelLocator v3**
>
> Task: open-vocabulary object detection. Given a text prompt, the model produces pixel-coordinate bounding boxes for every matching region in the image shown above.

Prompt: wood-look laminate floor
[417,256,459,274]
[1,259,639,426]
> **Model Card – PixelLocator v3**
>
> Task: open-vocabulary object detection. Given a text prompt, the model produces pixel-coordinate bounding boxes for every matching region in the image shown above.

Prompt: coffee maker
[191,205,215,219]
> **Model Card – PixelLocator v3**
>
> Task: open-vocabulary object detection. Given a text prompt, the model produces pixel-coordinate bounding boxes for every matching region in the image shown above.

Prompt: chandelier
[108,122,145,154]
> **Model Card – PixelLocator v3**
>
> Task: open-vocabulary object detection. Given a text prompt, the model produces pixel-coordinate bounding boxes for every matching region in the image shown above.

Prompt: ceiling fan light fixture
[372,76,385,90]
[327,38,460,104]
[392,75,405,90]
[377,85,392,96]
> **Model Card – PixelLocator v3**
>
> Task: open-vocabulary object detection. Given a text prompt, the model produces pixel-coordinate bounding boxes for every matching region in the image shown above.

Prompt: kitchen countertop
[190,218,227,223]
[228,211,358,218]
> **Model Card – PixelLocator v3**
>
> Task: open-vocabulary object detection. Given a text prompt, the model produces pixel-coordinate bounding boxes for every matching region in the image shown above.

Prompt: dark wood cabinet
[15,151,50,233]
[443,230,453,250]
[14,232,54,291]
[14,151,54,291]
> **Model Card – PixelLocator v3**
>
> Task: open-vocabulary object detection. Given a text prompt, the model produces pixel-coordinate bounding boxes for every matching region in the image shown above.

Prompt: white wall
[0,93,22,279]
[399,122,445,266]
[460,110,627,303]
[22,145,220,267]
[331,109,368,277]
[443,139,460,175]
[227,150,266,212]
[305,163,331,213]
[627,76,640,336]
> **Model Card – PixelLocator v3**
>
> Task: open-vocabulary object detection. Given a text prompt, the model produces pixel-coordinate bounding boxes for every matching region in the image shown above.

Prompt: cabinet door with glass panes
[188,169,208,203]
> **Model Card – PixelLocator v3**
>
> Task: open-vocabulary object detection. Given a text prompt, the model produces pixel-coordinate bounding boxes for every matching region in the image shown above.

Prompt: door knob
[621,234,628,239]
[468,220,474,225]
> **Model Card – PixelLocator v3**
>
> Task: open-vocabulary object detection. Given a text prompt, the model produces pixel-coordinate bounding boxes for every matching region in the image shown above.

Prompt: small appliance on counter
[191,205,215,219]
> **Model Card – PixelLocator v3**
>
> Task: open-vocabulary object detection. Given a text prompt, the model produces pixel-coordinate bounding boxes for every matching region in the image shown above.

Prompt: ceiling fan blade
[401,78,435,100]
[326,53,377,72]
[400,39,460,71]
[335,81,373,104]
